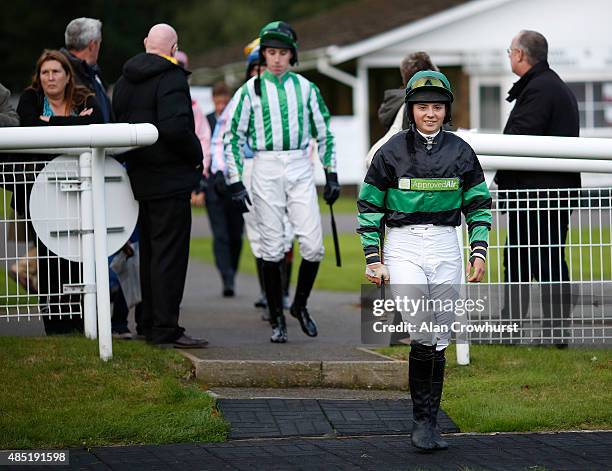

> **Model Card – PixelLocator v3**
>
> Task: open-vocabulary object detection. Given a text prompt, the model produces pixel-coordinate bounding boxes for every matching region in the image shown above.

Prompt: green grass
[317,194,357,215]
[0,188,38,305]
[191,226,612,292]
[0,336,228,449]
[0,268,37,306]
[191,194,357,218]
[0,188,11,219]
[478,227,612,283]
[375,344,612,433]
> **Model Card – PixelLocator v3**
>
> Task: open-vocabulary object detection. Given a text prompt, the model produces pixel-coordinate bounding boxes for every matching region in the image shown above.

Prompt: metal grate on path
[217,398,459,440]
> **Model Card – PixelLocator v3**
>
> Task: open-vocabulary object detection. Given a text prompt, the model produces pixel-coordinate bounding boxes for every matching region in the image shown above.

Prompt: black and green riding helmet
[405,70,454,123]
[259,21,298,65]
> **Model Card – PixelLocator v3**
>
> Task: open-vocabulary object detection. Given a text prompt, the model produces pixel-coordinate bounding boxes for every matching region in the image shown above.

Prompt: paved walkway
[179,213,370,360]
[217,398,458,440]
[15,431,611,470]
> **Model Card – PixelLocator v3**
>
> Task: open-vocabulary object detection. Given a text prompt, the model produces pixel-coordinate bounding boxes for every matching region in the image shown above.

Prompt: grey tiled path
[217,398,458,439]
[11,431,611,470]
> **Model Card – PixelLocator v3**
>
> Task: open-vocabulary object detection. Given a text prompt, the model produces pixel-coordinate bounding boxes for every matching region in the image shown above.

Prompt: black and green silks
[357,129,492,262]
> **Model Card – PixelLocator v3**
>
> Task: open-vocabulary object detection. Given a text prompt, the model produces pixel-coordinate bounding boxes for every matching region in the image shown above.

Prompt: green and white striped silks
[224,69,335,184]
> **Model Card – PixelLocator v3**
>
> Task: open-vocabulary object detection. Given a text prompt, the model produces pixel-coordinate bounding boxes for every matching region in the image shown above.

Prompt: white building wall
[356,0,612,140]
[376,0,612,65]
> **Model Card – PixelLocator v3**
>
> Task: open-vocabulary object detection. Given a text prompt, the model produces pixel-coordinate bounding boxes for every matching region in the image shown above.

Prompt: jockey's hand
[365,262,390,286]
[323,171,341,205]
[466,257,486,282]
[228,181,251,213]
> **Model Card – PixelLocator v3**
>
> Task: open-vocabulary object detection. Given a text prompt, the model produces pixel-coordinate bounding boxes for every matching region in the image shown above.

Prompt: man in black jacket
[112,23,207,348]
[61,17,112,123]
[497,30,579,345]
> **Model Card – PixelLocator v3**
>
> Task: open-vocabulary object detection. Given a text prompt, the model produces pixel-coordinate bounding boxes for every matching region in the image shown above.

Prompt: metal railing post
[79,152,97,339]
[91,147,112,361]
[456,226,470,365]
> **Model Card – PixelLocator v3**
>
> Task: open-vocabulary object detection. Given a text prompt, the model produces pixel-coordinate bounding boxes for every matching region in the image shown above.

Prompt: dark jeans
[502,203,572,341]
[138,196,191,344]
[38,241,83,335]
[205,183,244,290]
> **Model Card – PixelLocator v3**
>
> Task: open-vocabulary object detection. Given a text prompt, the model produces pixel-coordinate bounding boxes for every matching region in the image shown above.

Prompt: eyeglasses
[506,47,519,56]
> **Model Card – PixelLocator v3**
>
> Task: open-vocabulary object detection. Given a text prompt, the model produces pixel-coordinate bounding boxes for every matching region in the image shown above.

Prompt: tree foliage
[0,0,351,93]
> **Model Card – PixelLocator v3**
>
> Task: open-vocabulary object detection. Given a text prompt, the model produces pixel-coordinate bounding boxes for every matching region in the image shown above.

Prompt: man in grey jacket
[0,83,19,127]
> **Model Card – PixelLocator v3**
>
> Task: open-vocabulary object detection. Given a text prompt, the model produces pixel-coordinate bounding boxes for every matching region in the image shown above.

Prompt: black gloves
[228,181,251,213]
[194,176,208,194]
[323,171,341,205]
[213,170,227,195]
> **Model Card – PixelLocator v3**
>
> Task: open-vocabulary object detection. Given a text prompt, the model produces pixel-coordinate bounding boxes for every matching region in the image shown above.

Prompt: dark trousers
[205,183,244,290]
[38,242,84,335]
[111,286,129,332]
[137,196,191,343]
[502,205,572,340]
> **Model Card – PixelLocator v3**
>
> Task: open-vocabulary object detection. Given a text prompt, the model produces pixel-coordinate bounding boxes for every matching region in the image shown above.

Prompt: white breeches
[383,225,462,349]
[251,150,324,263]
[242,158,295,259]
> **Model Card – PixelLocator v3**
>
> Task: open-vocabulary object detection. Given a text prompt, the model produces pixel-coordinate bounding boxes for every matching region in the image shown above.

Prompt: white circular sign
[29,155,138,262]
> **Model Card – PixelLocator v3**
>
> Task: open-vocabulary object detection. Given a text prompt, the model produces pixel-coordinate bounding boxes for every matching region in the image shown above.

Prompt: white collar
[416,128,441,139]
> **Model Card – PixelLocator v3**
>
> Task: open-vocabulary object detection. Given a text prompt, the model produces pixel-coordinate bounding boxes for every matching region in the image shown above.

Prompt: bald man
[113,24,207,348]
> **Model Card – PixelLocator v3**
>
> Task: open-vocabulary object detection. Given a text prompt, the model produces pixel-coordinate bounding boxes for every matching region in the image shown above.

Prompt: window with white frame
[567,81,612,130]
[478,85,502,131]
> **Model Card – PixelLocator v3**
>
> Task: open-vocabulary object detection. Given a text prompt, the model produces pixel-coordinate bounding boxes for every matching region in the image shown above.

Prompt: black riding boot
[262,260,286,343]
[254,258,268,316]
[289,259,319,337]
[430,348,449,450]
[282,248,293,309]
[409,343,436,452]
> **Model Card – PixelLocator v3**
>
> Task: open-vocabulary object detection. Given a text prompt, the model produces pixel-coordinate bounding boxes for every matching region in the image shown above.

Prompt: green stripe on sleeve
[469,225,489,245]
[465,208,492,226]
[358,182,386,208]
[313,86,333,167]
[357,211,384,251]
[359,230,381,249]
[357,211,384,228]
[228,87,249,176]
[248,111,257,150]
[463,181,490,205]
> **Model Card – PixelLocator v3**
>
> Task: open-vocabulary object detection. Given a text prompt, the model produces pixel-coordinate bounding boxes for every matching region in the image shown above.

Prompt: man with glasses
[497,30,579,346]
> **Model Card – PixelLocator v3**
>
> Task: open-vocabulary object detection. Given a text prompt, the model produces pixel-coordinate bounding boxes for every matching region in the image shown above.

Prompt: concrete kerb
[180,349,409,390]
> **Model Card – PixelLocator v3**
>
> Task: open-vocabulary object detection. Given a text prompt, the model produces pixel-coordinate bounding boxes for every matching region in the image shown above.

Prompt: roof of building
[191,0,471,70]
